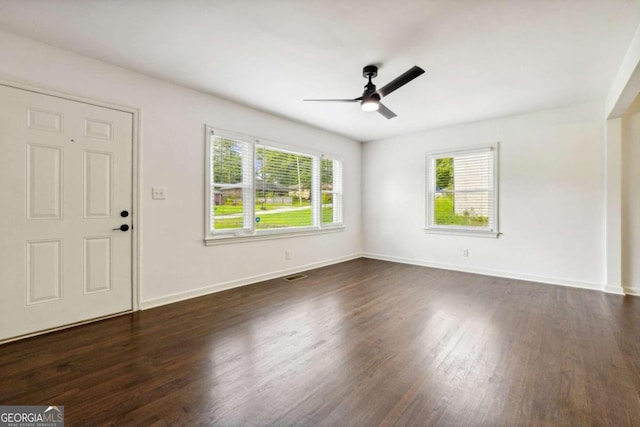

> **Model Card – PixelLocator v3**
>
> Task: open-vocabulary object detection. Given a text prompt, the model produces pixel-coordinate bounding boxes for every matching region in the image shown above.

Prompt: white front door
[0,85,134,341]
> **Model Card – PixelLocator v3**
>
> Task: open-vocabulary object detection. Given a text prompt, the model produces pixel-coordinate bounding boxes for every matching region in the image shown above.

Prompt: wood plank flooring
[1,258,640,426]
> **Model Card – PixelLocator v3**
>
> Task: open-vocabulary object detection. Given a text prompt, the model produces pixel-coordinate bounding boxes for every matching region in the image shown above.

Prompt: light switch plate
[152,187,166,200]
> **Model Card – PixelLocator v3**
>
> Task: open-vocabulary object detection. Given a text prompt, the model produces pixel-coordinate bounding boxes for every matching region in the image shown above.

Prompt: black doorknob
[121,210,129,218]
[112,224,130,232]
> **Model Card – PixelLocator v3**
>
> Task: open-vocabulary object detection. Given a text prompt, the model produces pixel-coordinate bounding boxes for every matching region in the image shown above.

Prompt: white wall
[622,95,640,295]
[363,102,606,289]
[0,30,362,307]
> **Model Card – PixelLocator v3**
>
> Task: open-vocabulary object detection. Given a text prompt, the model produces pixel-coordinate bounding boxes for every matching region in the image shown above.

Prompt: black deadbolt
[121,210,129,218]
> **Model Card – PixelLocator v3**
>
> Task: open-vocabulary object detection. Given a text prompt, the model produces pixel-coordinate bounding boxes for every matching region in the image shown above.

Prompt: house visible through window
[255,144,314,229]
[206,127,343,242]
[426,144,498,237]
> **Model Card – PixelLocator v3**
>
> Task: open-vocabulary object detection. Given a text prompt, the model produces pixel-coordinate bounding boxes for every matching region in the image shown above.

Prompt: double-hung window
[426,143,499,237]
[205,127,343,243]
[321,158,343,226]
[208,133,254,235]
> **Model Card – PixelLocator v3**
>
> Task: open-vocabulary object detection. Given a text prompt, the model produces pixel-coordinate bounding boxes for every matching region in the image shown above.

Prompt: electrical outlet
[285,250,291,260]
[463,249,469,257]
[152,187,166,200]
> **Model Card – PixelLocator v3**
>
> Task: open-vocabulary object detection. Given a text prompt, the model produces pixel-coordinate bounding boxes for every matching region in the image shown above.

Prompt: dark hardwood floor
[1,258,640,426]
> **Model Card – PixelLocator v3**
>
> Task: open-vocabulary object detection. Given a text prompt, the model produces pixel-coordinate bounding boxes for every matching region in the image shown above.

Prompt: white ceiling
[0,0,639,141]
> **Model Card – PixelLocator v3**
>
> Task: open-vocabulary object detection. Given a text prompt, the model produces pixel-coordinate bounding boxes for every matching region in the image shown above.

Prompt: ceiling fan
[304,64,425,119]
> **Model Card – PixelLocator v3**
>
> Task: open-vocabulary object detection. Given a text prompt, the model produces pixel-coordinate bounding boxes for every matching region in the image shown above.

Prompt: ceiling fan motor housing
[362,65,378,79]
[362,65,378,95]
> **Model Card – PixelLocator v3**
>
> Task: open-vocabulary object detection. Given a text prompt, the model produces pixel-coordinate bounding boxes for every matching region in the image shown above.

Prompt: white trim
[0,76,140,114]
[322,157,344,227]
[140,252,361,309]
[204,126,344,162]
[424,228,499,238]
[605,284,625,295]
[206,126,255,236]
[312,155,321,227]
[624,286,640,297]
[427,143,495,157]
[0,78,141,312]
[425,142,499,236]
[141,252,634,309]
[205,126,211,240]
[362,252,603,292]
[131,103,142,311]
[204,226,344,246]
[205,125,344,241]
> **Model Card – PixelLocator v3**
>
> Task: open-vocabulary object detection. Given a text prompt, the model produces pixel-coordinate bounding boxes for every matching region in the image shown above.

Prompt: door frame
[0,77,142,317]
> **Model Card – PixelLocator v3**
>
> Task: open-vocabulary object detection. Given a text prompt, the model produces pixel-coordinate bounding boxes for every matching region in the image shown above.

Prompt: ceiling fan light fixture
[304,64,424,120]
[361,94,380,112]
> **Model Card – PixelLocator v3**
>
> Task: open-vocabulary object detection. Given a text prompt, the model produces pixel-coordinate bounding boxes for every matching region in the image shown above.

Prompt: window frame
[425,143,499,238]
[320,157,343,227]
[205,126,344,245]
[206,130,255,238]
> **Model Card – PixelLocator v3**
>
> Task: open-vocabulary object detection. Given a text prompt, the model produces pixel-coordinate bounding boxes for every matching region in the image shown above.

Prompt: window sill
[424,227,500,238]
[204,226,345,246]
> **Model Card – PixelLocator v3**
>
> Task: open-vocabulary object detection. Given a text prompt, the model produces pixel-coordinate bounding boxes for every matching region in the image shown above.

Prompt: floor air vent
[284,274,307,282]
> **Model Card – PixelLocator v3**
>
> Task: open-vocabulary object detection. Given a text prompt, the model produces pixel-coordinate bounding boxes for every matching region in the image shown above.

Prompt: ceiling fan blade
[303,98,359,102]
[377,66,425,98]
[377,103,397,119]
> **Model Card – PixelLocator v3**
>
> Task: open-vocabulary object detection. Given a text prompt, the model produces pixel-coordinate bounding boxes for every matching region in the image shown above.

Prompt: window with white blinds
[209,135,253,234]
[255,145,315,230]
[426,144,499,237]
[321,158,343,226]
[205,126,344,241]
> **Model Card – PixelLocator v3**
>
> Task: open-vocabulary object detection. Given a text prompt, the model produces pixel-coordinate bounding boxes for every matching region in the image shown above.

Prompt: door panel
[26,144,63,219]
[83,236,113,294]
[83,150,112,218]
[0,85,133,341]
[26,239,62,304]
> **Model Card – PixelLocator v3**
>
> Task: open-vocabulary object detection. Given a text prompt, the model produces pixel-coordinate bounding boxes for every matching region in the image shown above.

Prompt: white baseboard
[624,286,640,297]
[140,253,362,310]
[141,252,634,310]
[362,252,604,292]
[605,284,625,295]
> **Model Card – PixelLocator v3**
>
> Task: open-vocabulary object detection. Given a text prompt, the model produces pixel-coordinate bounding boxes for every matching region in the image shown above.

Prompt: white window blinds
[427,145,498,235]
[321,157,343,226]
[210,133,253,233]
[206,126,344,240]
[255,145,314,229]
